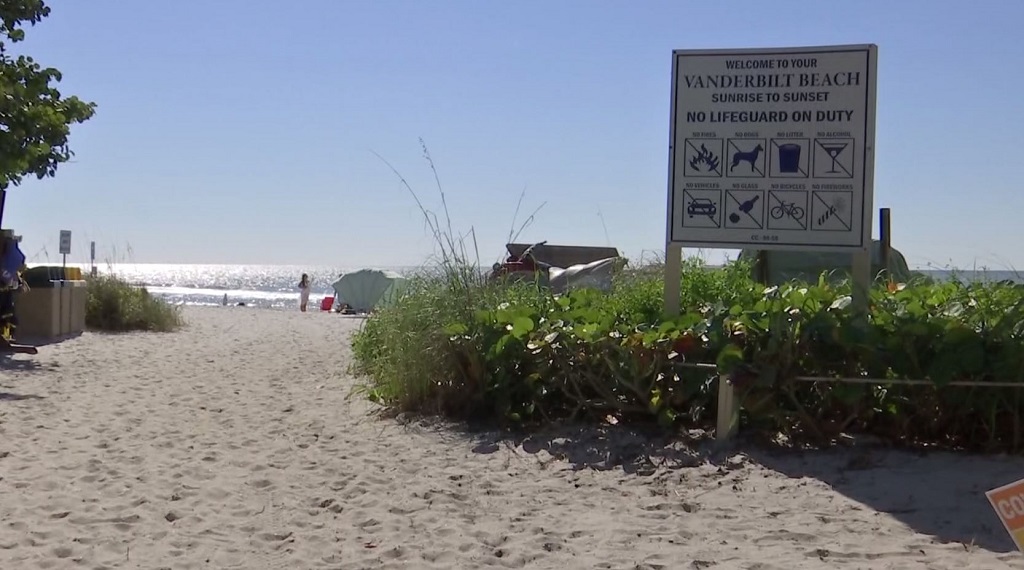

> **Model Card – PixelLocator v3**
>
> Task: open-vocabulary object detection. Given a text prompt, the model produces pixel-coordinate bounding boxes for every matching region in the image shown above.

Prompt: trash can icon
[778,144,801,173]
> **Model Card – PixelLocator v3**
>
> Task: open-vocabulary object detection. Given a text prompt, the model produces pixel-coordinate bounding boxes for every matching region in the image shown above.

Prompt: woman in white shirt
[298,273,311,312]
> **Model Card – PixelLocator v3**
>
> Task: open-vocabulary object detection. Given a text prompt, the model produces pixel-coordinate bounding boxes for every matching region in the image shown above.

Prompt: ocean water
[22,263,1024,311]
[61,264,415,310]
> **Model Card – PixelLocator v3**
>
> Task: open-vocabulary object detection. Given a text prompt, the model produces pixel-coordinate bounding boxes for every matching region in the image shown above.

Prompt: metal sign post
[59,230,71,335]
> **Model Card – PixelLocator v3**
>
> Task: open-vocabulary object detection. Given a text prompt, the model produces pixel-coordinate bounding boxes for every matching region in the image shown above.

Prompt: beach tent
[331,269,407,313]
[736,240,920,285]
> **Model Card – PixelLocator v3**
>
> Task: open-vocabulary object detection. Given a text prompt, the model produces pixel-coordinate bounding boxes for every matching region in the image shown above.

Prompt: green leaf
[716,344,744,375]
[649,388,662,411]
[0,4,96,191]
[657,407,677,427]
[443,322,468,336]
[509,316,534,339]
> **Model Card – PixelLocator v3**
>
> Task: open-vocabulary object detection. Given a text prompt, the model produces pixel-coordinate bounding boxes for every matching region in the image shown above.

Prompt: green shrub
[86,274,184,332]
[352,257,757,422]
[353,257,1024,452]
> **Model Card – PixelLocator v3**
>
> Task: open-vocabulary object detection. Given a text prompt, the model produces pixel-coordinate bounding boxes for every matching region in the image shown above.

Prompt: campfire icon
[683,139,723,177]
[689,144,720,173]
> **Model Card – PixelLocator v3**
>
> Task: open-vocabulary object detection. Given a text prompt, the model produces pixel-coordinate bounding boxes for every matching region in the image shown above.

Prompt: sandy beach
[0,306,1023,569]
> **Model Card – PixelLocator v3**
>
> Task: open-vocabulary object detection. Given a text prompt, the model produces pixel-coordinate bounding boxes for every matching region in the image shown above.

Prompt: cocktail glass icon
[820,141,849,173]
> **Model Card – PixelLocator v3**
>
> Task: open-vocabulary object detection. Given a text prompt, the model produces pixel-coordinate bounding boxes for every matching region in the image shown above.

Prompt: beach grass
[85,273,184,332]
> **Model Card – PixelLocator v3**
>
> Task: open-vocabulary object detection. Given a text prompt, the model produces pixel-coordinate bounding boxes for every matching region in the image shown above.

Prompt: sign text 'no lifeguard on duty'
[666,44,878,251]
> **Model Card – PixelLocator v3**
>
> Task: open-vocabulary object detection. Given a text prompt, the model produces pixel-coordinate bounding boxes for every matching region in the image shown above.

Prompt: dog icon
[730,144,764,173]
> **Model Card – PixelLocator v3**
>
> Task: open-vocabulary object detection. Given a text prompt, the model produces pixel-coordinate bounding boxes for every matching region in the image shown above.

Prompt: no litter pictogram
[769,138,808,178]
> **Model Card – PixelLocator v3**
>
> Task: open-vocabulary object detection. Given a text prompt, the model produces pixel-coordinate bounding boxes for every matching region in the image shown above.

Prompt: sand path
[1,307,1022,569]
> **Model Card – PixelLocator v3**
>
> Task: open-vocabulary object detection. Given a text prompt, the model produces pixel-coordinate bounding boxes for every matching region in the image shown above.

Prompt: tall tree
[0,0,95,225]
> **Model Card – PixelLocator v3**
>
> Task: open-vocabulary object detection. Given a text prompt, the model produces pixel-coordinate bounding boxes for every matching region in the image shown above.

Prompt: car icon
[687,198,717,218]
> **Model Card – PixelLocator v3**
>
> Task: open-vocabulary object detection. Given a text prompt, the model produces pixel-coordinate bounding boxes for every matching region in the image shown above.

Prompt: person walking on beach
[298,273,311,312]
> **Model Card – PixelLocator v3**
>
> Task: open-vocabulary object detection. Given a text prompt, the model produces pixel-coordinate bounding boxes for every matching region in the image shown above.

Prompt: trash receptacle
[15,279,87,339]
[778,144,802,173]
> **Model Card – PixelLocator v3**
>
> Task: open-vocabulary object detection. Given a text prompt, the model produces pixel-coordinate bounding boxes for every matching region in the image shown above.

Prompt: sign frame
[986,477,1024,552]
[59,230,72,255]
[665,43,878,253]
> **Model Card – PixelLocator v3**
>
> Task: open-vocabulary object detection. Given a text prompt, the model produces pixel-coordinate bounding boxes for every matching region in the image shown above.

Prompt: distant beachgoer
[298,273,311,312]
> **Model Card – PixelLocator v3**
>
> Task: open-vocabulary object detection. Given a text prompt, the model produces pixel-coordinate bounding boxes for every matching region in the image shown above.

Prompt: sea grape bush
[352,259,1024,452]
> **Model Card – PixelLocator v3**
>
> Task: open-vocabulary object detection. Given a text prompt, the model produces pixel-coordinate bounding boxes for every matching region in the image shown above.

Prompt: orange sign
[986,477,1024,552]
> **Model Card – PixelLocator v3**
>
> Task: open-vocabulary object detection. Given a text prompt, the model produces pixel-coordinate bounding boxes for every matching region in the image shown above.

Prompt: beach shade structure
[737,240,920,285]
[331,269,407,313]
[504,242,619,268]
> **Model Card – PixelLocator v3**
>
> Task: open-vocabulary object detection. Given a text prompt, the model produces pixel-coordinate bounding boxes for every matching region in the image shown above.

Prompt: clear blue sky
[5,0,1023,269]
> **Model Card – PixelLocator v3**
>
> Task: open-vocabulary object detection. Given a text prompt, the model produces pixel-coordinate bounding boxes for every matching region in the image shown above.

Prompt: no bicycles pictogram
[766,191,807,231]
[771,201,804,221]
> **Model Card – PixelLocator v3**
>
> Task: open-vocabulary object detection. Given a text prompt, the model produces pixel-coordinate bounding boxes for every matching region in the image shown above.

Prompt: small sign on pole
[59,230,72,255]
[986,477,1024,552]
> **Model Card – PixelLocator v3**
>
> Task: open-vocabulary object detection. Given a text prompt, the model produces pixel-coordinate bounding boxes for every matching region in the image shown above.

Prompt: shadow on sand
[17,331,83,347]
[0,354,43,373]
[0,391,44,401]
[458,422,1022,554]
[742,444,1022,554]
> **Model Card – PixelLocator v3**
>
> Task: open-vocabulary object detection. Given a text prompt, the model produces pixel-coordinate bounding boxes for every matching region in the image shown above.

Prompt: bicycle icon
[770,201,805,220]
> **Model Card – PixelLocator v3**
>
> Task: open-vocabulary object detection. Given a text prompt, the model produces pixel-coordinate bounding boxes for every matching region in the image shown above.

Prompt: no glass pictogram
[724,190,764,229]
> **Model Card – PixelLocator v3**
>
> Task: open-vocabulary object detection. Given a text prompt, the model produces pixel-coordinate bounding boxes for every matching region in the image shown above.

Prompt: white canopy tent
[331,269,407,313]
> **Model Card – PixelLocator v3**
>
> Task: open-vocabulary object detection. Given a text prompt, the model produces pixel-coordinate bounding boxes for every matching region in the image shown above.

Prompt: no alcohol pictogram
[813,138,855,178]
